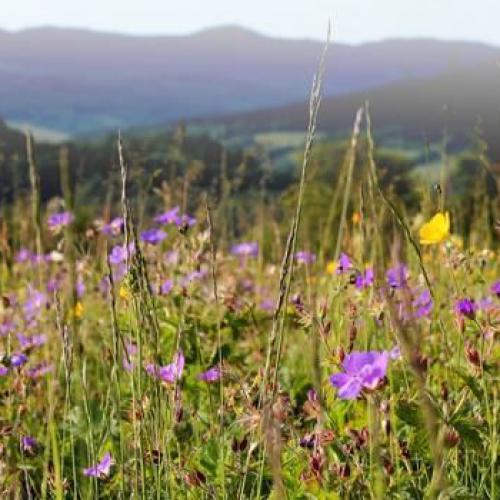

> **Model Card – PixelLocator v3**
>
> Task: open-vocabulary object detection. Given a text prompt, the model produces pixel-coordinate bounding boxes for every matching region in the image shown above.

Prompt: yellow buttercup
[419,212,450,245]
[74,301,84,319]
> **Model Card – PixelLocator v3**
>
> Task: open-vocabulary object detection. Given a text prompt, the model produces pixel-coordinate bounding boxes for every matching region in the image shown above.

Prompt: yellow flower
[119,285,131,301]
[419,212,450,245]
[74,301,84,319]
[326,261,336,275]
[352,211,361,225]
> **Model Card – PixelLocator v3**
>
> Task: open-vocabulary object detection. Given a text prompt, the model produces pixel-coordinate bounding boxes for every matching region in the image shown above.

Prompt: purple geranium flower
[0,366,9,376]
[83,453,113,479]
[16,248,33,264]
[26,362,53,379]
[102,217,124,236]
[455,298,477,320]
[154,207,181,225]
[386,264,409,289]
[123,343,137,372]
[231,242,259,258]
[11,353,28,367]
[329,351,389,400]
[176,214,196,228]
[147,350,185,384]
[160,279,173,295]
[0,320,16,337]
[140,228,167,245]
[109,243,135,265]
[21,436,39,455]
[46,277,61,293]
[389,345,401,360]
[47,211,74,231]
[413,289,433,318]
[76,278,85,298]
[355,267,374,290]
[295,251,316,265]
[491,280,500,298]
[260,299,274,312]
[23,288,47,321]
[478,297,494,311]
[198,366,221,383]
[17,333,47,351]
[336,253,352,274]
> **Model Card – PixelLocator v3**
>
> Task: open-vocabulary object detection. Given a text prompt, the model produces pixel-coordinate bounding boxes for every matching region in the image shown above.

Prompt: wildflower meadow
[0,42,498,500]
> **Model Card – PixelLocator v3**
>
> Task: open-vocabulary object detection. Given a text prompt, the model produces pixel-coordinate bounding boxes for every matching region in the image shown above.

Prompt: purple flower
[140,228,167,245]
[164,250,179,266]
[0,366,9,376]
[176,214,196,228]
[109,243,134,265]
[16,248,33,263]
[386,264,409,289]
[47,211,74,231]
[21,436,39,455]
[0,320,16,337]
[478,297,494,311]
[102,217,124,236]
[198,366,221,383]
[355,267,374,290]
[329,351,389,400]
[389,345,401,360]
[46,277,61,293]
[76,278,85,298]
[455,298,477,320]
[336,253,352,274]
[180,269,207,288]
[231,242,259,258]
[154,207,180,225]
[147,350,185,384]
[123,343,137,372]
[295,251,316,265]
[260,299,274,312]
[491,280,500,298]
[307,388,318,402]
[98,277,111,296]
[413,289,433,319]
[160,279,173,295]
[26,362,53,379]
[23,289,47,320]
[17,333,47,351]
[11,353,28,367]
[83,453,113,479]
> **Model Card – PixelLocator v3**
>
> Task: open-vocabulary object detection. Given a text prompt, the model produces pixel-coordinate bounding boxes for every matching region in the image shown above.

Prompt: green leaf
[395,400,424,428]
[451,419,484,449]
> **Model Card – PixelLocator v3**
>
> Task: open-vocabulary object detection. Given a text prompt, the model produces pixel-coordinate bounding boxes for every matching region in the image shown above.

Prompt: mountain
[212,61,500,157]
[0,26,498,134]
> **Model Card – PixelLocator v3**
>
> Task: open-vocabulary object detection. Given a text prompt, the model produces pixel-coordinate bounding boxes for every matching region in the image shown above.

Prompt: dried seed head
[440,382,449,402]
[464,342,481,368]
[444,428,460,448]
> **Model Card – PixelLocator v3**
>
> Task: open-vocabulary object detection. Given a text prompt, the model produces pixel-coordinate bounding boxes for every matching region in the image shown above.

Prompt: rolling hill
[211,61,500,157]
[0,26,498,135]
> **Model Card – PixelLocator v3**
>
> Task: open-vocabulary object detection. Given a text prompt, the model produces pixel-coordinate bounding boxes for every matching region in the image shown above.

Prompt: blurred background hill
[0,26,498,136]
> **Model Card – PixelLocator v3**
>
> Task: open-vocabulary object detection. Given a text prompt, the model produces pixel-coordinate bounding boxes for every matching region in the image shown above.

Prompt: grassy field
[0,52,498,498]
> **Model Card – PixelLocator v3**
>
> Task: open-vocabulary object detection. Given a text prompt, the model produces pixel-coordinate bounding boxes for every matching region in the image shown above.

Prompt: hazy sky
[2,0,499,45]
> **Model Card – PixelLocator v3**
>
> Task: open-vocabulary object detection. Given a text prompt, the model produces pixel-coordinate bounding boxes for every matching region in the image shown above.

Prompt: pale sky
[2,0,499,45]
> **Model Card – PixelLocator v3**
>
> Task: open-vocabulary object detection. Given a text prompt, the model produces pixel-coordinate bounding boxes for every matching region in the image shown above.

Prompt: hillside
[0,26,498,134]
[212,61,500,157]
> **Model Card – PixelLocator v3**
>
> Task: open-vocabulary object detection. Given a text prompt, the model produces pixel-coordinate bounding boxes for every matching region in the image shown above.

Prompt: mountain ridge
[0,26,498,134]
